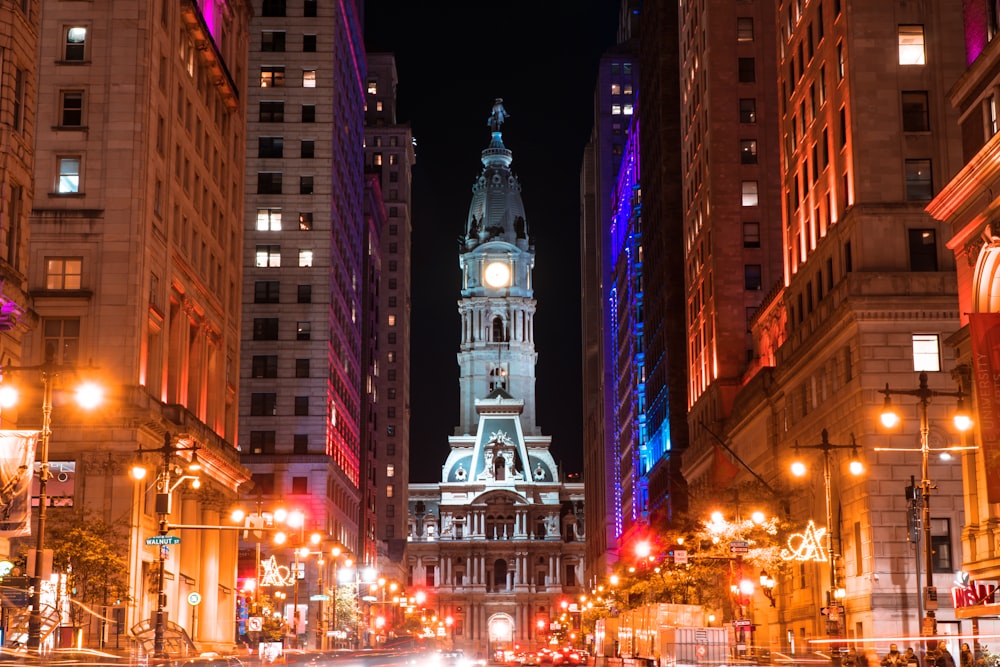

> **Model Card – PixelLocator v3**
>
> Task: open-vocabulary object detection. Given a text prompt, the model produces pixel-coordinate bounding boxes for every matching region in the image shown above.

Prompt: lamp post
[131,432,202,659]
[12,367,103,654]
[877,371,973,637]
[790,429,864,635]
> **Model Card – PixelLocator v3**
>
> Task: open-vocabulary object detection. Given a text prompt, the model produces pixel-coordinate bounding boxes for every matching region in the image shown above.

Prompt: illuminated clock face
[484,261,511,288]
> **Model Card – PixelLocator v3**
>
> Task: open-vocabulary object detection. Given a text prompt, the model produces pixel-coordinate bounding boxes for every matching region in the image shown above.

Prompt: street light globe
[849,459,864,476]
[130,464,148,481]
[273,508,288,524]
[751,511,765,524]
[74,382,104,410]
[0,385,17,408]
[880,409,900,429]
[790,460,807,477]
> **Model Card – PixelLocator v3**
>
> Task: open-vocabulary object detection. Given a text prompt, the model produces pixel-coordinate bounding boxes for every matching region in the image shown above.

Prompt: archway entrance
[487,613,515,663]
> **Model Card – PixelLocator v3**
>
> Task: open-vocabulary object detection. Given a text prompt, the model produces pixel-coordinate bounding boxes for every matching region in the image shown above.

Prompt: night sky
[364,1,621,483]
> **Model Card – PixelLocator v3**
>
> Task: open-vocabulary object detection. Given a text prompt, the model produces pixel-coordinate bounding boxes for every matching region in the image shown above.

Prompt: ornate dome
[463,99,531,251]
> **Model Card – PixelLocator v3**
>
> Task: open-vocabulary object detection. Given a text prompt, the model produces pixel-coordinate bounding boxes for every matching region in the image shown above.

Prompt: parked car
[552,648,582,666]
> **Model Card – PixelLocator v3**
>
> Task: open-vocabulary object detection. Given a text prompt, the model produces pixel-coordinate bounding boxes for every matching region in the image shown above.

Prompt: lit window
[912,334,940,372]
[611,83,621,95]
[57,157,80,193]
[624,104,634,115]
[624,84,633,95]
[388,315,396,326]
[65,26,86,61]
[255,245,281,267]
[260,66,285,87]
[386,485,394,498]
[256,208,281,231]
[741,180,759,206]
[367,79,377,94]
[44,319,80,364]
[905,159,933,200]
[737,17,754,42]
[302,70,316,88]
[898,25,926,65]
[298,249,313,267]
[386,464,395,478]
[46,258,83,290]
[377,101,384,112]
[611,105,622,115]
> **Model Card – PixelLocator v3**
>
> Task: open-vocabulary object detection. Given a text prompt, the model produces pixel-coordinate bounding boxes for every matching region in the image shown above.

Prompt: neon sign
[258,555,295,587]
[780,520,827,562]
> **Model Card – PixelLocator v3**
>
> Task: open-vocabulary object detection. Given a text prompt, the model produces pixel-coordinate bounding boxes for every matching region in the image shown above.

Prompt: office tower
[241,0,369,646]
[364,53,415,582]
[26,0,251,652]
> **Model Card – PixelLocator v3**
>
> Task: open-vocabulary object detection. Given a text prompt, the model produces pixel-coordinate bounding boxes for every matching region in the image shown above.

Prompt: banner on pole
[0,430,40,536]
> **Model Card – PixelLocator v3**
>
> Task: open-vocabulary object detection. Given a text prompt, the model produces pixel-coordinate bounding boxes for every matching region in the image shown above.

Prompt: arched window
[492,316,508,342]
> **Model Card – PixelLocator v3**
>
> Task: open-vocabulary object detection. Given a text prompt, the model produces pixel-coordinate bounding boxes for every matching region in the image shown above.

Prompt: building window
[57,157,81,194]
[737,17,754,42]
[386,464,395,478]
[304,0,317,16]
[293,434,308,454]
[297,284,312,303]
[908,228,938,272]
[257,172,282,195]
[299,213,313,231]
[745,265,763,290]
[296,322,311,340]
[261,0,285,16]
[251,393,277,416]
[741,181,759,207]
[254,474,275,495]
[254,280,280,303]
[386,485,394,498]
[258,137,284,158]
[303,34,317,52]
[43,319,80,364]
[302,105,315,122]
[260,101,284,122]
[255,245,281,268]
[905,159,933,200]
[60,91,83,127]
[249,431,276,454]
[46,258,82,289]
[252,355,279,378]
[295,358,310,378]
[65,26,87,61]
[739,98,757,124]
[256,208,282,231]
[738,58,755,82]
[901,91,930,132]
[300,176,314,195]
[930,518,952,572]
[912,333,941,372]
[260,66,285,88]
[898,25,926,65]
[743,223,761,248]
[298,250,313,267]
[253,318,279,340]
[302,70,317,88]
[388,333,397,345]
[301,140,315,158]
[740,139,758,164]
[388,315,396,327]
[291,477,308,494]
[294,396,309,416]
[261,31,286,52]
[387,424,396,436]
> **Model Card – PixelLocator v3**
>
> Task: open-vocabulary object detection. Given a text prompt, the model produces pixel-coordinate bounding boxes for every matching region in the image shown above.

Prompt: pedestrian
[904,647,921,667]
[883,645,904,667]
[935,642,957,667]
[961,643,973,667]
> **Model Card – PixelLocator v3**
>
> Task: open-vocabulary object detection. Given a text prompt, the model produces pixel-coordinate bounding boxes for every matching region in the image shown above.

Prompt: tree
[41,510,131,630]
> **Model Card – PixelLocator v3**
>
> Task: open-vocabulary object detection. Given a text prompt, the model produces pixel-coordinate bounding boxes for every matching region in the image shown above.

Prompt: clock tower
[456,100,538,436]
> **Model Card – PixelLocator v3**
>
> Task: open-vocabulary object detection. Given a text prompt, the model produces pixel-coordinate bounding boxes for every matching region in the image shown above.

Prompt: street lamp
[790,429,863,631]
[10,367,104,654]
[876,371,973,636]
[130,432,202,659]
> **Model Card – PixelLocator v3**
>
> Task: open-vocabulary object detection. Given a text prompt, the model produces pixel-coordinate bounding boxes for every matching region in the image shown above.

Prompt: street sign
[310,594,329,601]
[673,549,688,564]
[248,617,263,632]
[733,619,752,627]
[729,541,749,554]
[145,536,181,545]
